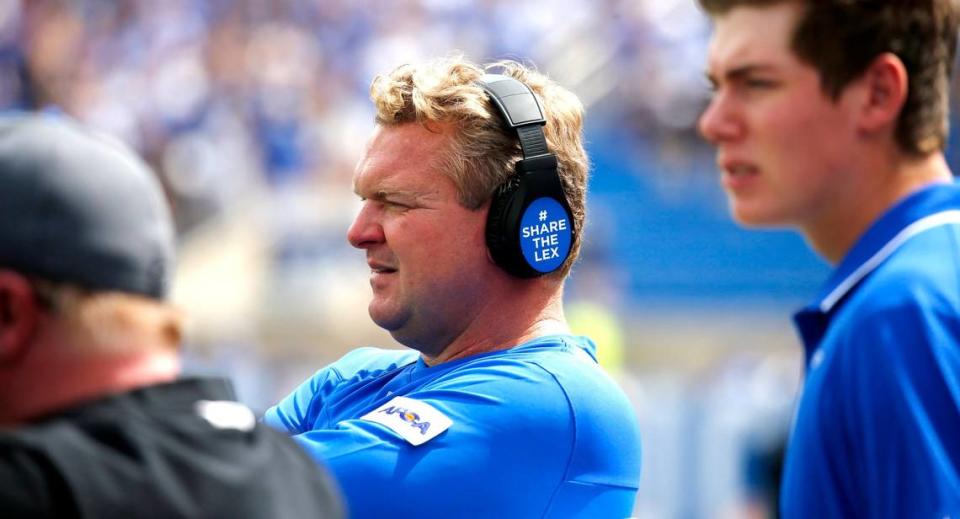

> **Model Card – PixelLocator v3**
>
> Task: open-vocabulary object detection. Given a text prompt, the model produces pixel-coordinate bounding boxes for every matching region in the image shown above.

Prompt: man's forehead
[352,127,445,197]
[706,2,802,75]
[352,161,426,197]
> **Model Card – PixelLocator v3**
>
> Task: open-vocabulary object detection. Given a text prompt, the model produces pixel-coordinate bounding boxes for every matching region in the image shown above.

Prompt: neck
[803,151,953,264]
[0,346,180,426]
[420,281,570,366]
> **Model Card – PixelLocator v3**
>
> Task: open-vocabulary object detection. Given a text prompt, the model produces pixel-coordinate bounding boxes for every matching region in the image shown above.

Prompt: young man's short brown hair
[698,0,960,155]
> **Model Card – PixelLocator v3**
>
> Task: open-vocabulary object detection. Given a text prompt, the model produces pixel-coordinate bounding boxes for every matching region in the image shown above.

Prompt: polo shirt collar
[793,181,960,361]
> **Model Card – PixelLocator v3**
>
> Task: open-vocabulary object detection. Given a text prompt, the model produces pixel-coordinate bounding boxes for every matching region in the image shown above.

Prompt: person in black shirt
[0,112,343,518]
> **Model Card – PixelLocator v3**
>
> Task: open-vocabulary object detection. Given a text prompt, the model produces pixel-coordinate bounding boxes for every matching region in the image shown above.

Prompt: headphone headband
[477,74,552,164]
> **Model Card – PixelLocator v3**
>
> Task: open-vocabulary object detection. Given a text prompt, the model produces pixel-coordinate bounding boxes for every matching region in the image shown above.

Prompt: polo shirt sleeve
[838,301,960,517]
[285,360,579,518]
[263,368,344,434]
[264,347,398,434]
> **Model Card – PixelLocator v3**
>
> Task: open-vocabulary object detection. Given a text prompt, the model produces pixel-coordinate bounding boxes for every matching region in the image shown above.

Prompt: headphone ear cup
[485,175,523,273]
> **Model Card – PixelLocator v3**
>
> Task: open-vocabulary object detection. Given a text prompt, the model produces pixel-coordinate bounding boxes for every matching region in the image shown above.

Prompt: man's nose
[347,202,385,249]
[698,91,743,145]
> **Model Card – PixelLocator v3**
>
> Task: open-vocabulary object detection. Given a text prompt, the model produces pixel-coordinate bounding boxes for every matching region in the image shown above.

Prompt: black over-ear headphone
[478,74,575,278]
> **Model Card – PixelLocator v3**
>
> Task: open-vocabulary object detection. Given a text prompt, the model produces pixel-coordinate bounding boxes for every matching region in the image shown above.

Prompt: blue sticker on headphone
[519,197,572,273]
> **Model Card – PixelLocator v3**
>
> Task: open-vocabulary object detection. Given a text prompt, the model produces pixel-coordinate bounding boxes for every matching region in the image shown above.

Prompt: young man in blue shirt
[698,0,960,516]
[265,57,642,518]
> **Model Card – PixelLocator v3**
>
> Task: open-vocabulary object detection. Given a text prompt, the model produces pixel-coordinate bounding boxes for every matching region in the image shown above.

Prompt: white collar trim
[820,210,960,313]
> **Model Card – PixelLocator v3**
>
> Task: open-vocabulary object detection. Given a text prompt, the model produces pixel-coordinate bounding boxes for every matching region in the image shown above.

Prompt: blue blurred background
[10,0,952,517]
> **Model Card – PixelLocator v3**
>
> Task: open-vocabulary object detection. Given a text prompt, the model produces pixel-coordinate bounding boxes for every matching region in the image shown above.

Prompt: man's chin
[368,302,407,333]
[729,204,790,229]
[368,306,440,354]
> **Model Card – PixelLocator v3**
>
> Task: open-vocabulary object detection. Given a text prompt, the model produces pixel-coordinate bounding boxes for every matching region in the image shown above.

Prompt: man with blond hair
[0,113,343,518]
[265,57,641,518]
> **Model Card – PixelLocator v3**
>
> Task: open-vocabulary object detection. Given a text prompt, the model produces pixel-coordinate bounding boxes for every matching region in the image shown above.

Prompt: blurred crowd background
[7,1,958,517]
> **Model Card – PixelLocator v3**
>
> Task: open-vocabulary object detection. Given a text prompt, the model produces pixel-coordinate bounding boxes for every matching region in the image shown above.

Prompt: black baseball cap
[0,112,175,299]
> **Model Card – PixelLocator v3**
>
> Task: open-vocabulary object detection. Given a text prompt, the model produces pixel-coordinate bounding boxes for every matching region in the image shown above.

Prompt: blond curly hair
[369,56,589,278]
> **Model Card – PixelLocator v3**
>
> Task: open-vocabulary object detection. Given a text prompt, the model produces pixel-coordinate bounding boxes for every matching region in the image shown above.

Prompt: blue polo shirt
[783,182,960,517]
[264,335,641,518]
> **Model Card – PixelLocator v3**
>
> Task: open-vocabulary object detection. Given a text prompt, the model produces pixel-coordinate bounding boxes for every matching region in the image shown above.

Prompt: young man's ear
[0,270,40,363]
[856,52,909,133]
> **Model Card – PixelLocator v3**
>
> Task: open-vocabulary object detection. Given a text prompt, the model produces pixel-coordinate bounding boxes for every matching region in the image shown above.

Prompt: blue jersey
[785,183,960,517]
[264,335,641,518]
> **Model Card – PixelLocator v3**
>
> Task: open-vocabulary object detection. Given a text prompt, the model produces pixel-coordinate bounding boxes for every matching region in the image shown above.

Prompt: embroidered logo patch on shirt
[361,396,452,446]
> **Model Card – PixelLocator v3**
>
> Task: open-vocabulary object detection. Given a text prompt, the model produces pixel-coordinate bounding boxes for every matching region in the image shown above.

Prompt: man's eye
[384,200,411,211]
[703,76,719,93]
[744,78,776,89]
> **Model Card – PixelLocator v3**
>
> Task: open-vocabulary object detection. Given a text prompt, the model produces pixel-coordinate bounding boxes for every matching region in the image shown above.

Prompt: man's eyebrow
[353,179,398,198]
[706,63,778,85]
[354,188,396,200]
[354,185,430,202]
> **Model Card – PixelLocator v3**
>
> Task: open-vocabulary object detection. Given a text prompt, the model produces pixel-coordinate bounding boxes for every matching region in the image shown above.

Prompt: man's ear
[0,270,40,363]
[855,52,909,134]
